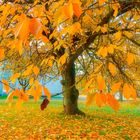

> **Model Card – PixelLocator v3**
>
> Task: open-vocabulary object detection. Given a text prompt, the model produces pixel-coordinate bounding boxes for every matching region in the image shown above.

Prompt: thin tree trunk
[61,62,84,115]
[119,92,123,101]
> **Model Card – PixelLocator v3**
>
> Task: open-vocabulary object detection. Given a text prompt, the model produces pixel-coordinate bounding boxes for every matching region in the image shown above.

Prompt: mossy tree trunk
[61,62,84,115]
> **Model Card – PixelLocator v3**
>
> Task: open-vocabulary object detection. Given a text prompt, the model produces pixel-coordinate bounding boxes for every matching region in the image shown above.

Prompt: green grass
[0,99,140,139]
[0,99,140,116]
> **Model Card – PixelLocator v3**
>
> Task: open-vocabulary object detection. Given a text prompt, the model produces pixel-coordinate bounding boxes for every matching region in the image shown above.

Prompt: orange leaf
[100,93,106,104]
[97,75,106,91]
[127,52,135,65]
[6,89,29,103]
[108,62,117,76]
[20,90,29,101]
[43,86,51,101]
[106,93,119,111]
[29,18,42,36]
[72,3,82,18]
[0,48,5,60]
[95,94,104,107]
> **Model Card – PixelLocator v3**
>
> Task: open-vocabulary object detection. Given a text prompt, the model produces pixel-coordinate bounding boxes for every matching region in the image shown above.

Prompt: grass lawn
[0,99,140,139]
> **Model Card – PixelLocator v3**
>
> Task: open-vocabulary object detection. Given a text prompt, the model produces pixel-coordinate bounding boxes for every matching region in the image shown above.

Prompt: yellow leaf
[43,86,51,101]
[97,47,108,57]
[111,82,122,94]
[85,79,93,90]
[2,79,10,94]
[6,89,20,102]
[33,66,40,76]
[86,93,95,106]
[123,83,130,99]
[101,26,107,33]
[124,85,130,99]
[58,53,68,65]
[97,75,106,91]
[34,80,40,87]
[112,3,120,17]
[94,64,103,73]
[133,15,140,20]
[114,31,122,41]
[123,83,136,99]
[129,85,137,99]
[16,98,23,109]
[0,4,11,26]
[6,89,29,103]
[63,3,73,19]
[99,0,107,6]
[95,26,101,32]
[32,85,42,101]
[60,22,82,35]
[29,78,34,86]
[127,52,135,65]
[108,62,117,76]
[16,39,23,55]
[124,31,133,38]
[34,0,39,5]
[10,73,20,83]
[113,8,118,17]
[107,44,116,54]
[23,65,33,76]
[14,14,29,40]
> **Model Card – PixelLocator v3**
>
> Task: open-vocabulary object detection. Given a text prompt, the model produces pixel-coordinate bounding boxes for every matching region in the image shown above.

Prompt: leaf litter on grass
[0,101,139,139]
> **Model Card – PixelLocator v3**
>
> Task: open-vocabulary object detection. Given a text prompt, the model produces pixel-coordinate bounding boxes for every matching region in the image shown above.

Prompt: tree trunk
[61,62,84,115]
[119,92,123,101]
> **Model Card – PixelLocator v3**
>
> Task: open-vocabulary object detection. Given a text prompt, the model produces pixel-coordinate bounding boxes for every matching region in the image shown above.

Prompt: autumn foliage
[0,0,140,113]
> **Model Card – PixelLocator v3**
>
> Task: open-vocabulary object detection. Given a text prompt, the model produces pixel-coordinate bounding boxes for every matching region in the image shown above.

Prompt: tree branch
[71,0,140,62]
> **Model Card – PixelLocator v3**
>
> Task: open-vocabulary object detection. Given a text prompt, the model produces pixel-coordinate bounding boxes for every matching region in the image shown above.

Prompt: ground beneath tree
[0,100,140,139]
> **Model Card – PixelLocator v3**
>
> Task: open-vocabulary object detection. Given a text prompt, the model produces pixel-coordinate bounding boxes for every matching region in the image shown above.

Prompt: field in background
[0,99,140,139]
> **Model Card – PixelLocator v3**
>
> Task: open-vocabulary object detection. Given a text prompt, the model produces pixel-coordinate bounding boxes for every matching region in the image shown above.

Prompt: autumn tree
[0,0,140,115]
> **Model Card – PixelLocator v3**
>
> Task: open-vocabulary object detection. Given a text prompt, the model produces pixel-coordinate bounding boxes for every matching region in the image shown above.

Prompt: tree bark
[119,92,123,101]
[61,62,84,115]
